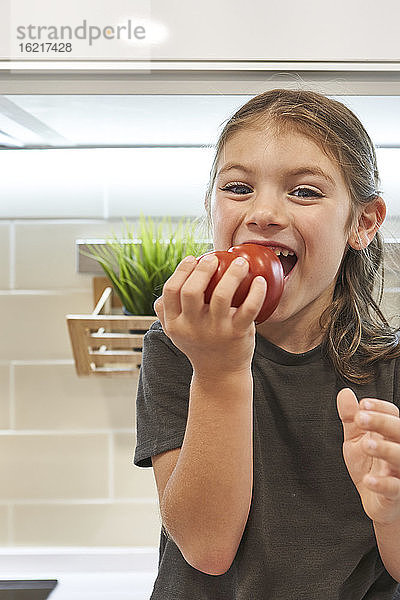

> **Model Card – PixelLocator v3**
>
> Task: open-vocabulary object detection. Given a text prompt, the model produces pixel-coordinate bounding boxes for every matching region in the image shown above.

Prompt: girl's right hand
[153,253,267,379]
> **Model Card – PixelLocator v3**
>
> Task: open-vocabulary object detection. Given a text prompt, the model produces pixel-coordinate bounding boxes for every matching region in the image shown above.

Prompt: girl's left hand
[337,388,400,526]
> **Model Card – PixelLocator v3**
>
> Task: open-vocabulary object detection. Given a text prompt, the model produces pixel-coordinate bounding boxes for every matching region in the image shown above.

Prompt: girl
[134,89,400,599]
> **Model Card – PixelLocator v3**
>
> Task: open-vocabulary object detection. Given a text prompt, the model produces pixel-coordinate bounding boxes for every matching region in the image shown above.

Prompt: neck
[256,322,324,354]
[256,304,328,354]
[256,280,335,354]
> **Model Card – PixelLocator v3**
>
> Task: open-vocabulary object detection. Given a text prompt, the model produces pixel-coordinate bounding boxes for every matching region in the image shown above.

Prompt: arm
[373,519,400,581]
[161,368,253,576]
[153,253,267,576]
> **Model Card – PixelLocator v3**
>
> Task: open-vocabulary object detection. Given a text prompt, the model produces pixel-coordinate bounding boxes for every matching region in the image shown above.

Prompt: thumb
[337,387,360,442]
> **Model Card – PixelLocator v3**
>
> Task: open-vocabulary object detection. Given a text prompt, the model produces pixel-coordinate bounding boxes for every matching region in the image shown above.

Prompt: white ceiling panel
[1,94,399,149]
[2,95,249,147]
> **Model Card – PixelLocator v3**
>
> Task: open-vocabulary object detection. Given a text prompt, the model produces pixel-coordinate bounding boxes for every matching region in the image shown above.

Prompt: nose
[244,188,290,230]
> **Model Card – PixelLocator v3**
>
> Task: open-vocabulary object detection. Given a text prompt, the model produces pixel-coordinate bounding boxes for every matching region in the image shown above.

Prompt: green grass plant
[81,214,211,316]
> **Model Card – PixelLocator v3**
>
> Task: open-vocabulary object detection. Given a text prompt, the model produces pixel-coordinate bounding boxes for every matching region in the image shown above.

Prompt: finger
[233,275,267,328]
[336,388,364,442]
[356,410,400,444]
[153,296,165,329]
[362,473,400,500]
[208,256,251,318]
[363,437,400,476]
[337,388,359,423]
[180,253,220,314]
[359,397,400,418]
[162,256,198,321]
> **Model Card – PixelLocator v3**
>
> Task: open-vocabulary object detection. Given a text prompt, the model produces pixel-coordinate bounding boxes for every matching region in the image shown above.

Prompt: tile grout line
[0,429,134,435]
[0,498,158,506]
[9,363,15,430]
[9,220,15,289]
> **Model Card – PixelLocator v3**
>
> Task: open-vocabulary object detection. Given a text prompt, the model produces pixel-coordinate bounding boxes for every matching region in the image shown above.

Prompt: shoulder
[376,341,400,410]
[145,320,180,353]
[146,319,164,335]
[393,353,400,410]
[142,319,192,367]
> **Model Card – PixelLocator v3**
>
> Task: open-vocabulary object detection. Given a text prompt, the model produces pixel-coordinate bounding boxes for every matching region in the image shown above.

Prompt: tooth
[265,245,296,257]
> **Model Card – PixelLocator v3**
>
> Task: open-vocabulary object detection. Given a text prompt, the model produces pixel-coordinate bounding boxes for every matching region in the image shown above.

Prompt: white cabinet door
[151,0,400,62]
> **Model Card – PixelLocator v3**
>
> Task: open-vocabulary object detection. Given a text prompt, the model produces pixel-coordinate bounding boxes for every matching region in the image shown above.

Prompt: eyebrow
[216,162,336,188]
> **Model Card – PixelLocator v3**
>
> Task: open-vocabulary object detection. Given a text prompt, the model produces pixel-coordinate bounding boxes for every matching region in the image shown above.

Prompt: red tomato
[196,243,284,323]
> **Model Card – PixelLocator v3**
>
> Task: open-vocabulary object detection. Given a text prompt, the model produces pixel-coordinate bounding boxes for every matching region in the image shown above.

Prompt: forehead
[217,127,344,185]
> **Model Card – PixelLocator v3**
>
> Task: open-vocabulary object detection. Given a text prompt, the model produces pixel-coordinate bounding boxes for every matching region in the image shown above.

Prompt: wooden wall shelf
[66,278,157,377]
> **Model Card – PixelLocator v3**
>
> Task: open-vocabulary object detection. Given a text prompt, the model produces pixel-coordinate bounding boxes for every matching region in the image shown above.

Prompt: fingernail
[234,256,247,266]
[367,438,377,449]
[201,254,217,263]
[363,400,373,410]
[181,255,196,264]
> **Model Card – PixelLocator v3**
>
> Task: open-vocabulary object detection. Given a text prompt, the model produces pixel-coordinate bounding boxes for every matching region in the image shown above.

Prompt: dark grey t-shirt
[134,320,400,599]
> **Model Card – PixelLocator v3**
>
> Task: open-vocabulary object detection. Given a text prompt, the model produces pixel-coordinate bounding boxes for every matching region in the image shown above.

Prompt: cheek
[212,201,242,247]
[305,233,347,285]
[301,215,347,277]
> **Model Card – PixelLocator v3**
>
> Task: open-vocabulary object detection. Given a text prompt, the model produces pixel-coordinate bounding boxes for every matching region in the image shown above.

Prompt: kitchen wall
[0,218,163,547]
[0,145,399,547]
[0,146,210,547]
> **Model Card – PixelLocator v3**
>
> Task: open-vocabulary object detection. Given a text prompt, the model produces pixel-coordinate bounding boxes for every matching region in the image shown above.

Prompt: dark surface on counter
[0,579,58,599]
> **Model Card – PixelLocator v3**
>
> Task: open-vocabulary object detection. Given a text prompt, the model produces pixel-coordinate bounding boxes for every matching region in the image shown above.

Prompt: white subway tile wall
[0,366,10,429]
[13,503,161,546]
[1,220,166,545]
[0,434,110,500]
[0,291,93,361]
[14,364,136,430]
[0,507,8,544]
[0,146,399,547]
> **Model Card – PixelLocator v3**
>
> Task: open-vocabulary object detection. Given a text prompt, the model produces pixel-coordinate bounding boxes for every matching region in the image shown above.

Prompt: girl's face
[210,126,356,351]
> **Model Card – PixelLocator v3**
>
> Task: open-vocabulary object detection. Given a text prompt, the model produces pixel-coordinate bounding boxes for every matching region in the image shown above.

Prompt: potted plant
[81,213,211,318]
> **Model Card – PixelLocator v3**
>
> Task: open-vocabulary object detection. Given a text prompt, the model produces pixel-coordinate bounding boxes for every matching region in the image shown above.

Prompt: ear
[348,196,386,250]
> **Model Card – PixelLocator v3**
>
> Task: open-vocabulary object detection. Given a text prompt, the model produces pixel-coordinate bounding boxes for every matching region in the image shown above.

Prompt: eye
[290,186,324,199]
[219,183,324,199]
[219,182,253,195]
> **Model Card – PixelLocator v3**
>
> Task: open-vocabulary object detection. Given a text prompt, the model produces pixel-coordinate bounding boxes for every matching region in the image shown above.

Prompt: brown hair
[202,88,400,384]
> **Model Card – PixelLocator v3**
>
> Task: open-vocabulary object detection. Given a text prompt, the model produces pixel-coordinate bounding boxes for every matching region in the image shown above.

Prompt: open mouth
[278,253,297,278]
[238,242,298,279]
